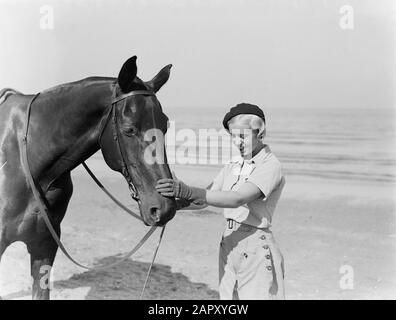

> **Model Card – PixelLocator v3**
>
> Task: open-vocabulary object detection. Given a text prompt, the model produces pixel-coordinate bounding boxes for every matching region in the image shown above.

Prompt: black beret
[222,103,265,130]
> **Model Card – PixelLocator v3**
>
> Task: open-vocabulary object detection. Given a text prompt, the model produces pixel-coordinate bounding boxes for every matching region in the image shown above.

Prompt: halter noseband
[99,89,156,202]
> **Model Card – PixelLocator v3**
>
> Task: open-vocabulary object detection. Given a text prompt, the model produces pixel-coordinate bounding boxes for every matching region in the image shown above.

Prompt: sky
[0,0,395,109]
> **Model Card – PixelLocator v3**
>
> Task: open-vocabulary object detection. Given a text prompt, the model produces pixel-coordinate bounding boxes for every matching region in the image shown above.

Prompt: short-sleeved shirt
[210,145,285,229]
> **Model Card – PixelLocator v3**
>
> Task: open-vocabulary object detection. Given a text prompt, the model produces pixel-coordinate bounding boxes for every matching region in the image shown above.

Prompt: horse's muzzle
[141,196,176,226]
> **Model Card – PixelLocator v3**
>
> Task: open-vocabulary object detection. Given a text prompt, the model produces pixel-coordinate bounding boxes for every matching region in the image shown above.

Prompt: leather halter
[98,89,156,202]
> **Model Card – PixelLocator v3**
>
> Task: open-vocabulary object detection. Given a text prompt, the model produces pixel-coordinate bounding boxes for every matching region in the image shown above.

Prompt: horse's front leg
[27,236,59,300]
[27,172,73,300]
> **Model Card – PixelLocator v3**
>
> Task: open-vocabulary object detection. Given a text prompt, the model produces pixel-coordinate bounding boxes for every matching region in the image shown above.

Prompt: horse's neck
[32,79,114,191]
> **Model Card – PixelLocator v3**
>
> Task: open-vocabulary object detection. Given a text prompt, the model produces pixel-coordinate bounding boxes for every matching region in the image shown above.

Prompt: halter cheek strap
[98,89,156,201]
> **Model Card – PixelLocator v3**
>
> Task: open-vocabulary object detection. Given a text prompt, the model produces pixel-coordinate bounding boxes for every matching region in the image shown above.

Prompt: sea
[161,106,396,184]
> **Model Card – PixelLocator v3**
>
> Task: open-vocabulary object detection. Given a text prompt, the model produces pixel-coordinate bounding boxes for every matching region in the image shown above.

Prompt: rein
[21,90,165,299]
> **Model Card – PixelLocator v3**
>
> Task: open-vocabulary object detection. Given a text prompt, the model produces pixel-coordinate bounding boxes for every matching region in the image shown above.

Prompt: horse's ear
[146,64,172,93]
[118,56,138,93]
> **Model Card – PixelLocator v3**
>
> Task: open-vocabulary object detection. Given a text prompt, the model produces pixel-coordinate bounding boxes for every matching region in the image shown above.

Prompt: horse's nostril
[150,207,161,223]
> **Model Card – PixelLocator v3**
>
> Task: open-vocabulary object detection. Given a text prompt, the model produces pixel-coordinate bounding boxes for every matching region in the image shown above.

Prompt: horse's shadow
[2,255,218,300]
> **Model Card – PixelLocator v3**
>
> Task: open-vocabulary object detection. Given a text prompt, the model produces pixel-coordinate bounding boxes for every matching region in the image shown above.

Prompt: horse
[0,56,177,299]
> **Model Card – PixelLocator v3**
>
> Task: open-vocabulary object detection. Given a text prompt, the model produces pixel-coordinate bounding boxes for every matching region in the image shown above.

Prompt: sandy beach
[0,0,395,303]
[0,155,395,300]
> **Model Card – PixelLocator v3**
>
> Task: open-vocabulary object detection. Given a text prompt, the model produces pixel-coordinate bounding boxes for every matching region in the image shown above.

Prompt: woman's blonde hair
[227,114,266,142]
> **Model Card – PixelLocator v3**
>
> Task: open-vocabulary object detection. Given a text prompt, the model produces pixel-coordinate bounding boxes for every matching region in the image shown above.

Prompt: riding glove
[173,179,207,206]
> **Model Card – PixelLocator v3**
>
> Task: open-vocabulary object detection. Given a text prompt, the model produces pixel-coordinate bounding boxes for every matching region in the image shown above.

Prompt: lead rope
[82,162,142,221]
[82,161,167,299]
[139,226,166,300]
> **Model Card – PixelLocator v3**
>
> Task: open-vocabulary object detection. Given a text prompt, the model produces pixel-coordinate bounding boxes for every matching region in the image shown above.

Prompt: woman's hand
[155,171,182,197]
[156,177,207,204]
[155,177,192,199]
[155,178,177,197]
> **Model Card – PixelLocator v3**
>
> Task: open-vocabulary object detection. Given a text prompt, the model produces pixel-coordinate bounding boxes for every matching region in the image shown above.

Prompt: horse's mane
[41,77,116,95]
[0,88,22,105]
[1,76,147,104]
[42,76,148,94]
[0,78,116,105]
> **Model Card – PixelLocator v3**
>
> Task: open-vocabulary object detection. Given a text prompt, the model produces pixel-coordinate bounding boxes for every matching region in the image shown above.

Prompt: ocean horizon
[93,106,396,184]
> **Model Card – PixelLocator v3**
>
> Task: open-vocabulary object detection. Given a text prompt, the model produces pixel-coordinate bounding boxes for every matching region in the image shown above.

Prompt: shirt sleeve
[247,161,282,199]
[209,166,227,191]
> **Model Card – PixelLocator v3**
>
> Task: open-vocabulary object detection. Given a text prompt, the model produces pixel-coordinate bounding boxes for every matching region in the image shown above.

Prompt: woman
[156,103,286,300]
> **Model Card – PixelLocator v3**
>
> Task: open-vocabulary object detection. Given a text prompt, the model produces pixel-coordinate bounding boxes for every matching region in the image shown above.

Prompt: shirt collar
[230,144,272,165]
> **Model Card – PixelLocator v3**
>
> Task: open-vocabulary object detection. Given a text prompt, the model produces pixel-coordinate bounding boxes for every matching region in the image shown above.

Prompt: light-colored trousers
[218,222,285,300]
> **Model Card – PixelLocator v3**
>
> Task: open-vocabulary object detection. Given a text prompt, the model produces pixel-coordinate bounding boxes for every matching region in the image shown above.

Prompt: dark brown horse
[0,56,176,299]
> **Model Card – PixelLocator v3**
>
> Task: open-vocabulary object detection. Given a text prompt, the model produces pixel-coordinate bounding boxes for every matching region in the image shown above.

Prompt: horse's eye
[123,126,138,136]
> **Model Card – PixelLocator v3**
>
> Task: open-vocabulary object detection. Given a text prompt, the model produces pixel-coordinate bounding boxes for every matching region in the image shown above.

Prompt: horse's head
[99,56,176,226]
